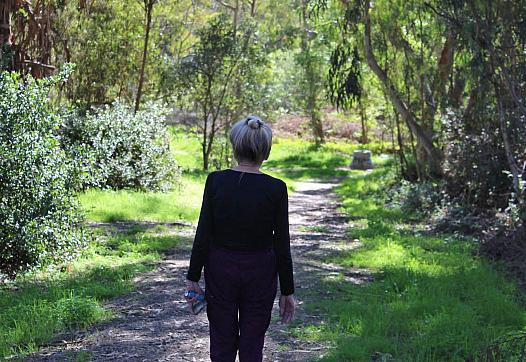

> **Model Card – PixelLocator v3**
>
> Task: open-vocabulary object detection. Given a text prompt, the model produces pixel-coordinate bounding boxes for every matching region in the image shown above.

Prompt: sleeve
[186,173,214,282]
[272,182,295,295]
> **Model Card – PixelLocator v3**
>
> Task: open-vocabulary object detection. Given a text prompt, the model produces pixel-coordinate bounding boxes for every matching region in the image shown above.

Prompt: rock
[350,150,374,170]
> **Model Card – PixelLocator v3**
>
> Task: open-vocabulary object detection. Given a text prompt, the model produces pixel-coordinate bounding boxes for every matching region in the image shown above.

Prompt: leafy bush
[388,180,444,217]
[61,102,179,191]
[0,71,85,278]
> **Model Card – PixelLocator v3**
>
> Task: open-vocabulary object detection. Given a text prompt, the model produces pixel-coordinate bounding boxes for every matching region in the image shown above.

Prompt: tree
[52,0,144,106]
[362,0,443,177]
[432,0,526,215]
[0,0,54,77]
[296,0,326,146]
[174,16,239,170]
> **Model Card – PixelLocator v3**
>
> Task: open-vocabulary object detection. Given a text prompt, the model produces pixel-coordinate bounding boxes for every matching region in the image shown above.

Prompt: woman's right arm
[186,173,214,285]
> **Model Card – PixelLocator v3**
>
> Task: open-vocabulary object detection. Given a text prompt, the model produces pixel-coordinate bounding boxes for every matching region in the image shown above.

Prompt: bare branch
[216,0,236,10]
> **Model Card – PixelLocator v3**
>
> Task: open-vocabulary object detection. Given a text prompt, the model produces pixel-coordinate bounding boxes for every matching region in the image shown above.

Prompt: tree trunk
[495,84,522,203]
[202,116,209,170]
[484,0,523,205]
[301,0,324,146]
[359,97,368,144]
[1,1,17,71]
[363,2,442,176]
[135,1,155,114]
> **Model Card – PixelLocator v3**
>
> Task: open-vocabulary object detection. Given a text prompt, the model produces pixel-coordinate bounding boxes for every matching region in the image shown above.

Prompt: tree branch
[216,0,236,10]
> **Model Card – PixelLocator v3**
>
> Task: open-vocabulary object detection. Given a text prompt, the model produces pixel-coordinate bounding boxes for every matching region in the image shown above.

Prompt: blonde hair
[230,115,272,164]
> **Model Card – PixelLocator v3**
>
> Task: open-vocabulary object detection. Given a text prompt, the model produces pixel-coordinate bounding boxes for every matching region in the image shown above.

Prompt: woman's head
[230,115,272,165]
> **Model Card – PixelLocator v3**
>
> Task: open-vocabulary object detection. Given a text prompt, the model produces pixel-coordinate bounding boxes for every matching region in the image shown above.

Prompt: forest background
[0,0,525,360]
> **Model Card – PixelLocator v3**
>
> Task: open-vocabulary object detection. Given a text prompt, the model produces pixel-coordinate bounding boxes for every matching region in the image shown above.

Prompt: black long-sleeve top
[186,169,294,295]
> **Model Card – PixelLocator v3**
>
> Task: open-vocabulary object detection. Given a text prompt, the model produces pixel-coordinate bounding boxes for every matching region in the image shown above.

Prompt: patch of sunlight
[350,240,408,269]
[405,257,449,277]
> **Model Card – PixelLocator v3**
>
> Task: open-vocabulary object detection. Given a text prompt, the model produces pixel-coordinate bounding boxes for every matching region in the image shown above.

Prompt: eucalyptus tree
[51,1,144,106]
[319,0,525,216]
[429,0,526,216]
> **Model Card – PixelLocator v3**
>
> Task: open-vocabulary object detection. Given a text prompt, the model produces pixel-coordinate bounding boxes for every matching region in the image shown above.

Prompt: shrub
[388,180,444,217]
[61,102,179,191]
[0,71,86,278]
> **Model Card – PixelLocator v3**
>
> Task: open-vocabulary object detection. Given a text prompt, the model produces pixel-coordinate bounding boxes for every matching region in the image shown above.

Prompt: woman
[185,115,296,361]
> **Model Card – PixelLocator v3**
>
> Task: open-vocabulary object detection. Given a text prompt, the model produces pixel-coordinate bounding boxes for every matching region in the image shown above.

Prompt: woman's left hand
[279,294,296,324]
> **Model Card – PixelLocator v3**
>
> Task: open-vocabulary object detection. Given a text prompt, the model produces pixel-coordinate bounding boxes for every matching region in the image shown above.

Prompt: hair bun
[247,118,261,130]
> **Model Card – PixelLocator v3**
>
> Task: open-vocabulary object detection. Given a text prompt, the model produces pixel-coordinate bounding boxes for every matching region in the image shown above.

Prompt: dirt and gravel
[24,178,372,362]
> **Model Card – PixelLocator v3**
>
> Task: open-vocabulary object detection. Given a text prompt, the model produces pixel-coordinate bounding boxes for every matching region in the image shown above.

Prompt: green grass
[168,126,203,171]
[291,161,526,361]
[79,133,310,223]
[10,131,524,360]
[264,138,385,180]
[298,225,330,233]
[79,172,207,223]
[1,133,340,358]
[0,225,189,358]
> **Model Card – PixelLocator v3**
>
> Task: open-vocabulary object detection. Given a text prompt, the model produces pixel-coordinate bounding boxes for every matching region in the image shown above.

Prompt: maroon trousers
[204,244,278,362]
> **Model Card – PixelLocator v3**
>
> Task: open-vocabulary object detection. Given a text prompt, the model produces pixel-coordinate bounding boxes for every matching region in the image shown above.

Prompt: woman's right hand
[185,279,204,311]
[279,294,296,324]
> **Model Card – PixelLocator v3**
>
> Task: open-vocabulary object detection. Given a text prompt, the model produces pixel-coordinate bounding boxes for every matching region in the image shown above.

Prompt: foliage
[61,102,179,191]
[0,71,85,278]
[52,0,144,106]
[172,14,270,169]
[442,110,511,210]
[387,179,444,217]
[327,44,362,111]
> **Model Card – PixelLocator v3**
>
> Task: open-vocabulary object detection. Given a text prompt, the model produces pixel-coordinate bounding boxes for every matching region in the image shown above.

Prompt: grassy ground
[264,137,382,180]
[286,160,526,361]
[79,172,207,223]
[3,129,525,360]
[0,129,316,358]
[0,225,188,358]
[79,128,311,224]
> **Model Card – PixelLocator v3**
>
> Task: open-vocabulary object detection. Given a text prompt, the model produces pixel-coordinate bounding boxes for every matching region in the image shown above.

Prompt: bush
[61,102,179,191]
[0,71,86,278]
[388,180,444,217]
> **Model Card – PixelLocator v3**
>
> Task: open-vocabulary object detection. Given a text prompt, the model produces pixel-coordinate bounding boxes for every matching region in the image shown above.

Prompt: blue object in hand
[184,290,206,314]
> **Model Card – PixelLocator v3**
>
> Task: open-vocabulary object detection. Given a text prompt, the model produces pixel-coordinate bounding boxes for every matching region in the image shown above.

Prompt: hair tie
[246,116,262,130]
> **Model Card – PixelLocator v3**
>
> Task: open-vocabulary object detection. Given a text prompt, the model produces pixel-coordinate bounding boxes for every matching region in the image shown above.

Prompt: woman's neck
[233,162,262,174]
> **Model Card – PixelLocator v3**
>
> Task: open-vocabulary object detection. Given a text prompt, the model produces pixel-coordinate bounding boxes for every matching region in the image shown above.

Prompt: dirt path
[24,178,371,362]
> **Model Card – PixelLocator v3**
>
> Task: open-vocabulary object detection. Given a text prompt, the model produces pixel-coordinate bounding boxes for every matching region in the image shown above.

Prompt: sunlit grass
[168,126,203,170]
[291,165,526,361]
[0,226,189,358]
[6,130,525,360]
[79,172,206,223]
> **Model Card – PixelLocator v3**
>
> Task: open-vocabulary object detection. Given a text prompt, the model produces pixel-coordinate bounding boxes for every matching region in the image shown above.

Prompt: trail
[24,177,371,362]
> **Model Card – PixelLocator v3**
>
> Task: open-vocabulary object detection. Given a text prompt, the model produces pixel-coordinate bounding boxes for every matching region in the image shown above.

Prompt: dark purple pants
[204,244,278,362]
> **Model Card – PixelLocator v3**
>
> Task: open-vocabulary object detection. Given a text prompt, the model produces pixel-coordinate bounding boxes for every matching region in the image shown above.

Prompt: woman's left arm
[186,173,214,285]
